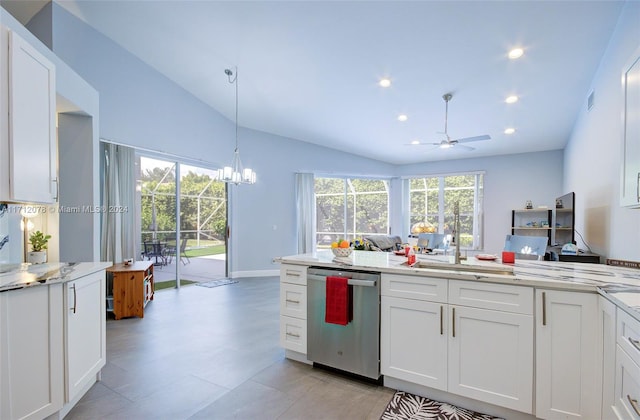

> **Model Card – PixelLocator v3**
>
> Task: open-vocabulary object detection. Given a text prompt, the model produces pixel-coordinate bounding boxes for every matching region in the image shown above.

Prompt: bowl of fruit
[331,239,353,257]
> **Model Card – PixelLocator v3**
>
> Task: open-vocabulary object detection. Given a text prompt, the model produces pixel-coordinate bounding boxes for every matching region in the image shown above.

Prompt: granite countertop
[278,250,640,319]
[0,261,113,292]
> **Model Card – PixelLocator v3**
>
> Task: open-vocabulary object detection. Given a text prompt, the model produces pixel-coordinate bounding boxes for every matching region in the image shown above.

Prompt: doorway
[137,155,228,289]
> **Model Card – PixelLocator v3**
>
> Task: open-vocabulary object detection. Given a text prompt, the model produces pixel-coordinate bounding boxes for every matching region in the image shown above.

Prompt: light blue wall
[563,0,640,260]
[39,3,566,272]
[397,150,564,255]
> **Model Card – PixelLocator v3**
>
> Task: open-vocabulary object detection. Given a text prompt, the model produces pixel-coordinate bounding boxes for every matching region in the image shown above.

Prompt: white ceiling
[4,0,626,164]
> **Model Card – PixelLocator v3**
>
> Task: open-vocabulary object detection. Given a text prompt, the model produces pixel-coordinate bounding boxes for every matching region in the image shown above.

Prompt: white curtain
[295,173,315,254]
[101,143,136,263]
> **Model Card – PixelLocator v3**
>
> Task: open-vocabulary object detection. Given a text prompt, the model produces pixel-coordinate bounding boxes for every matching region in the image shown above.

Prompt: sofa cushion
[363,235,402,252]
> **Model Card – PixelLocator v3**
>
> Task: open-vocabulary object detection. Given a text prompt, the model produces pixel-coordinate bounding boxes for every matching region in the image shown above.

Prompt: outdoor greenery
[315,178,389,245]
[140,163,226,244]
[154,279,197,291]
[409,174,483,248]
[314,174,483,249]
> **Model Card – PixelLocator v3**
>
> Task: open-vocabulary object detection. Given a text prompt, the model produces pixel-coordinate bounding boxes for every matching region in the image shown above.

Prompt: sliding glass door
[137,155,227,289]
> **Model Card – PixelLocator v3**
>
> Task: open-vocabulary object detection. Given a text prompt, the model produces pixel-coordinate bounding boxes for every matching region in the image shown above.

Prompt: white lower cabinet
[279,264,307,356]
[0,284,64,420]
[381,275,534,414]
[381,296,447,390]
[449,304,533,413]
[535,289,600,419]
[614,307,640,419]
[63,271,106,411]
[600,296,617,419]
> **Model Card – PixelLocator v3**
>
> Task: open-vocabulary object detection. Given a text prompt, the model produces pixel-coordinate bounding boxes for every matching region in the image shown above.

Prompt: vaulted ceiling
[2,0,626,164]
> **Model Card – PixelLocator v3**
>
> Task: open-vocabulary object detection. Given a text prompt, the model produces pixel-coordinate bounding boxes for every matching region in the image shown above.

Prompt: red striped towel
[325,276,352,325]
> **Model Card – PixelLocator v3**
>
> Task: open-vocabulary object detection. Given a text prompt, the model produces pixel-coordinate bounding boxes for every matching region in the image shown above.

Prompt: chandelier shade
[217,67,256,185]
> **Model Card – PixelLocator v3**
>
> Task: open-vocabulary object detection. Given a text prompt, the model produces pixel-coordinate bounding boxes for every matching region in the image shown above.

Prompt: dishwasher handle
[307,274,377,287]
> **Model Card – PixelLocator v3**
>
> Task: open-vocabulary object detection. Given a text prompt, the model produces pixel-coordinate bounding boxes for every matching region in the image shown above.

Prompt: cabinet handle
[440,305,444,335]
[542,292,547,326]
[628,395,640,416]
[286,271,300,277]
[637,172,639,202]
[628,337,640,353]
[70,283,77,314]
[452,307,456,338]
[285,299,300,304]
[52,178,59,201]
[286,332,300,338]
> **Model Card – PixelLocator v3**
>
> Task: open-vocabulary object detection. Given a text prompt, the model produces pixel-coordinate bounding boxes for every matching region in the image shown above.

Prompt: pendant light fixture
[217,67,256,185]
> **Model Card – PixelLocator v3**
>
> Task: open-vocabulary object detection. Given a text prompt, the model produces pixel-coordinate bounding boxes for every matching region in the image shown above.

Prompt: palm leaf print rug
[380,391,504,420]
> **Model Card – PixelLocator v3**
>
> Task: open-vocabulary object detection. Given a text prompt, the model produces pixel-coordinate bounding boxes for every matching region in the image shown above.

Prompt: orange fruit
[331,242,338,248]
[339,240,350,248]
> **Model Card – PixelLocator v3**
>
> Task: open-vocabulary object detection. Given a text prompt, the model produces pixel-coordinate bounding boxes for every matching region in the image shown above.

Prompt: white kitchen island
[278,250,640,420]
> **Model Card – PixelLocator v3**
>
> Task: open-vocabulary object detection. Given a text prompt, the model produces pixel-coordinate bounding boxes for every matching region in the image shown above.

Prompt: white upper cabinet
[0,26,57,204]
[620,48,640,208]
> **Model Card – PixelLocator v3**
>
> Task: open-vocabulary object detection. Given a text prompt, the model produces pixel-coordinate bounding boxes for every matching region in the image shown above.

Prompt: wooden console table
[106,261,154,320]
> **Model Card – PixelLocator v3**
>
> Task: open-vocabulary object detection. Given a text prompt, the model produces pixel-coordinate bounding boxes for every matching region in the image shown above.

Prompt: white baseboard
[230,269,279,278]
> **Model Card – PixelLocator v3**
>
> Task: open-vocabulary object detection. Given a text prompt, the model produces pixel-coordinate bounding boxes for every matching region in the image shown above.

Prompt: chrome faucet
[453,201,462,264]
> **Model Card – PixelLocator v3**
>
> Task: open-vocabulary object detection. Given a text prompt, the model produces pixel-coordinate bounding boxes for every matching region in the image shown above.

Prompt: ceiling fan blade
[455,134,491,143]
[456,144,476,151]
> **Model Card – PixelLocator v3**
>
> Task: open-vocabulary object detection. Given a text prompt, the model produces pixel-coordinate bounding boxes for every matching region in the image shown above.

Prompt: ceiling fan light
[379,77,391,88]
[505,95,519,104]
[439,143,452,149]
[411,140,420,145]
[397,114,408,122]
[508,48,524,59]
[504,127,516,134]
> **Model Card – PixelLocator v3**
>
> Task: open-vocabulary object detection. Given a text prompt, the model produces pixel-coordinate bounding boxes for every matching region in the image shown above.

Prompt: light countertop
[0,261,113,292]
[278,250,640,319]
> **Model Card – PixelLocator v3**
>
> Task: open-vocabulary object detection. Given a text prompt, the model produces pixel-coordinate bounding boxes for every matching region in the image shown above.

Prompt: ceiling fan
[409,93,491,151]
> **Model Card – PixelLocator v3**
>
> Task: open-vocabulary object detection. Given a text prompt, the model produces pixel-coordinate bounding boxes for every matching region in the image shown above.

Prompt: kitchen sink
[406,260,514,276]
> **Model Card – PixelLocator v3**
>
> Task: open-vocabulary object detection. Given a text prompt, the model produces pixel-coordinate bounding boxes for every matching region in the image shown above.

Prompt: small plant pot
[27,251,47,264]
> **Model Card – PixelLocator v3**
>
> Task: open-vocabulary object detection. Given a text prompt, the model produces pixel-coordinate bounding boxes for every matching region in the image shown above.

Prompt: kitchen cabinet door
[448,305,533,414]
[64,271,106,406]
[381,296,447,390]
[620,49,640,208]
[0,284,64,420]
[0,28,57,203]
[600,296,616,419]
[535,290,600,419]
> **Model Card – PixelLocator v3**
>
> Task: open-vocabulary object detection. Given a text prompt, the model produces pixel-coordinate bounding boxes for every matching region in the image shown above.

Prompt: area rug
[380,391,503,420]
[196,278,239,288]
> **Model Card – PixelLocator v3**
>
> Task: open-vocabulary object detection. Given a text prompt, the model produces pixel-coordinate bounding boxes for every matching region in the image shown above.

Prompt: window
[409,173,484,249]
[315,177,389,248]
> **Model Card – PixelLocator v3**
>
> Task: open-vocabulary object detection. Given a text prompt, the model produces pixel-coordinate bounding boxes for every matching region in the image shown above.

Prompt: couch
[363,235,403,252]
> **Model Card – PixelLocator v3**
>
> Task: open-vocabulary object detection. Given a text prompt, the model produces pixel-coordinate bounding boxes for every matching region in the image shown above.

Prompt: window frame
[406,171,484,250]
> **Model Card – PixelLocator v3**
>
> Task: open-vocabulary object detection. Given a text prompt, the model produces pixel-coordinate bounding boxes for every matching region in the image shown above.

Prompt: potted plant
[28,230,51,264]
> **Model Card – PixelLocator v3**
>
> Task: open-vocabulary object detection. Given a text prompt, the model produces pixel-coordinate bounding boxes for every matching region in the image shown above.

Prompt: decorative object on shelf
[27,230,51,264]
[411,221,436,234]
[525,200,533,209]
[216,67,256,185]
[556,198,563,208]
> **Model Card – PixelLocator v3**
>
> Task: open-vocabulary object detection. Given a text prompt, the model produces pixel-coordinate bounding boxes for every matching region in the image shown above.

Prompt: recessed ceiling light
[379,78,392,88]
[508,48,524,59]
[505,95,519,104]
[504,128,516,134]
[398,114,408,122]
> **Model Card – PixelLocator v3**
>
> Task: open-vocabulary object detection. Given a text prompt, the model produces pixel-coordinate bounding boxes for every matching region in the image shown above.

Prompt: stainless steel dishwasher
[307,267,381,380]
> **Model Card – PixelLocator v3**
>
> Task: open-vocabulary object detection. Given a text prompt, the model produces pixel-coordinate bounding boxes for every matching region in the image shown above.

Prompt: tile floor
[66,276,394,419]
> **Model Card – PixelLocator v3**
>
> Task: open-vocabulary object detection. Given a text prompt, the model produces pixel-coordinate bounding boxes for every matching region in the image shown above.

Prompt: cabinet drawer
[449,280,533,314]
[280,283,306,319]
[381,274,447,303]
[615,344,640,419]
[280,315,306,354]
[618,308,640,367]
[280,264,307,285]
